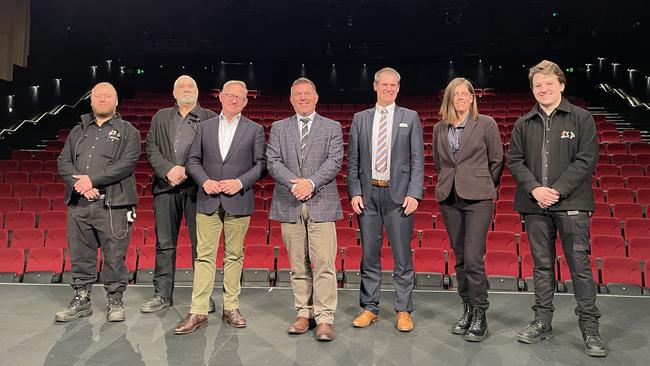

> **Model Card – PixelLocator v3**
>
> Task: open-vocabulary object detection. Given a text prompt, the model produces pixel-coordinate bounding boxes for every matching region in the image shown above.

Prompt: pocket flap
[474,169,491,177]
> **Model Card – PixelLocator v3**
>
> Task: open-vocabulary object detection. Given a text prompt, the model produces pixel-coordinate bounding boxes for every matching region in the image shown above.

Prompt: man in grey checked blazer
[267,77,343,341]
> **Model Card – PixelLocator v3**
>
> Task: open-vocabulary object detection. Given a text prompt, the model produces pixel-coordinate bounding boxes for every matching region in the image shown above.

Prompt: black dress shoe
[451,301,473,335]
[464,308,488,342]
[517,320,552,344]
[583,331,608,357]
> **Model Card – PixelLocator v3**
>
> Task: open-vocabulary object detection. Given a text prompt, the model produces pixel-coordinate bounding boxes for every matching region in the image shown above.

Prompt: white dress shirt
[219,112,241,160]
[371,103,395,180]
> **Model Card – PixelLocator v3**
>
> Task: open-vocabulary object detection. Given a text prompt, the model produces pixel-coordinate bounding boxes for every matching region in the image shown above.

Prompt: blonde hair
[439,77,478,123]
[528,60,566,88]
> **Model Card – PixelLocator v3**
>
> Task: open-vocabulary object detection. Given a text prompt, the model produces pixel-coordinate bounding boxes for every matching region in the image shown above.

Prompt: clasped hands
[290,178,313,201]
[72,174,100,200]
[166,166,187,187]
[203,179,242,195]
[532,187,560,209]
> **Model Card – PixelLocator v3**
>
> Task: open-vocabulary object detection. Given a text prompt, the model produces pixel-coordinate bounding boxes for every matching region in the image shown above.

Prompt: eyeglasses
[221,92,247,102]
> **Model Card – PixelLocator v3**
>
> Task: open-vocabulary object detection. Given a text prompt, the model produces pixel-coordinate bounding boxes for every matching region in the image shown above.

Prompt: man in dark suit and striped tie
[347,67,425,332]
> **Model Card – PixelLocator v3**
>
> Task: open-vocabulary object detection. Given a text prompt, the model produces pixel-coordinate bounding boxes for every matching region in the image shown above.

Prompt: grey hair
[291,77,317,94]
[173,75,197,90]
[374,67,401,84]
[223,80,248,94]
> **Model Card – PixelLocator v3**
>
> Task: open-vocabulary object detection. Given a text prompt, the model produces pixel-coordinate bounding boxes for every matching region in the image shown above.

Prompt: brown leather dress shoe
[222,309,246,328]
[396,311,414,332]
[287,316,316,334]
[352,309,379,328]
[174,313,208,335]
[315,323,335,341]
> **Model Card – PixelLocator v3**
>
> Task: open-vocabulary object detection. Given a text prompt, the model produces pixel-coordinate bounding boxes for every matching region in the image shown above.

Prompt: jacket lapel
[212,119,224,163]
[390,106,403,148]
[288,115,302,163]
[302,113,322,161]
[223,118,249,163]
[438,123,454,162]
[363,108,374,157]
[456,117,478,160]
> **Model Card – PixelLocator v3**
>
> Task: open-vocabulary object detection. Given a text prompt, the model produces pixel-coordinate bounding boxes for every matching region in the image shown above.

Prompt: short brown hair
[438,77,478,123]
[291,77,317,94]
[528,60,566,88]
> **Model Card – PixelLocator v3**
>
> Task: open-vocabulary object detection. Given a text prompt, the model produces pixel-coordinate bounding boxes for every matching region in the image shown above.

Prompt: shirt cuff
[307,179,315,191]
[236,179,243,190]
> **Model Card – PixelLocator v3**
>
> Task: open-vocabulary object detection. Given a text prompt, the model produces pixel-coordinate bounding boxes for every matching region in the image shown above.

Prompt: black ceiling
[29,0,649,70]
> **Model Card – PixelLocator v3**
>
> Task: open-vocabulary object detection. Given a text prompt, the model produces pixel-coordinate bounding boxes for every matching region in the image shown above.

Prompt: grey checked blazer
[267,113,344,223]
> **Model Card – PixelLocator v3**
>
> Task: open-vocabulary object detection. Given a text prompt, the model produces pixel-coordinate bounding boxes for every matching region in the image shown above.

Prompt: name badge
[567,210,579,216]
[399,123,408,128]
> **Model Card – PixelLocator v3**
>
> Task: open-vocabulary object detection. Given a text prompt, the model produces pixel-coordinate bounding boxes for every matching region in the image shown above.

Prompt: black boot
[583,330,608,357]
[107,297,126,322]
[55,289,93,322]
[464,308,488,342]
[451,301,473,335]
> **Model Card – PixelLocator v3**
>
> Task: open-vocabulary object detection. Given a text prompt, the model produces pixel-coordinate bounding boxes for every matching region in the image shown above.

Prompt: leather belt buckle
[371,179,390,187]
[86,194,106,202]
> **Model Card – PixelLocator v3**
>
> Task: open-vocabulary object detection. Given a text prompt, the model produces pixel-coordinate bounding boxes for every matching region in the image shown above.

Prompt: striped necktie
[375,108,389,173]
[300,117,310,159]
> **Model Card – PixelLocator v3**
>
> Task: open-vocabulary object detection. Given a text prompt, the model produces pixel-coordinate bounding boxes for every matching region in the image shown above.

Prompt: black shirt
[75,118,121,178]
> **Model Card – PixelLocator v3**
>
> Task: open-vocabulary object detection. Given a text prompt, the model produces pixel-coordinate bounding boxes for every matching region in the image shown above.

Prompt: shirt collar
[219,112,241,124]
[449,113,469,129]
[83,113,119,127]
[296,112,316,123]
[174,103,203,118]
[375,103,396,115]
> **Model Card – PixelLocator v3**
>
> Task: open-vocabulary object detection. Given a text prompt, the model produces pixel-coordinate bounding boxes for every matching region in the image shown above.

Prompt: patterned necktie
[375,108,389,173]
[300,117,310,159]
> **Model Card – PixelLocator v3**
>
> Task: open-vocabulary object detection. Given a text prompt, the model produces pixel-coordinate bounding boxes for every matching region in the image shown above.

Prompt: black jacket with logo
[58,113,140,207]
[507,98,598,214]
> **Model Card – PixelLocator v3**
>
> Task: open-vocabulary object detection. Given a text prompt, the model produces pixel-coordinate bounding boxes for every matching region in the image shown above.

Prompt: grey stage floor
[0,284,648,366]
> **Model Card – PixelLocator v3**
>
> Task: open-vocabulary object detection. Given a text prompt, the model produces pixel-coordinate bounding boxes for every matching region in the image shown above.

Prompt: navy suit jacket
[186,116,266,215]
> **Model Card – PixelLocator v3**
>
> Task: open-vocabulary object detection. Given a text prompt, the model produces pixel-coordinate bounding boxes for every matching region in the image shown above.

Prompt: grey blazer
[186,116,266,216]
[433,114,504,202]
[267,113,344,223]
[347,106,425,203]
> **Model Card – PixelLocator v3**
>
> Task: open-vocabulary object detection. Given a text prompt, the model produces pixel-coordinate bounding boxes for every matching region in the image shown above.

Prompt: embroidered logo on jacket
[108,129,122,141]
[560,130,575,139]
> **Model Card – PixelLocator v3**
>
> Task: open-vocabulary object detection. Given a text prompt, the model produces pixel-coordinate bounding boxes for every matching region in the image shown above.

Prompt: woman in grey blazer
[432,78,503,342]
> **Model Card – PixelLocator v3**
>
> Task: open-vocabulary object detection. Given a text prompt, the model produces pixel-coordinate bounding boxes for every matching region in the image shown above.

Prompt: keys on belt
[371,179,390,187]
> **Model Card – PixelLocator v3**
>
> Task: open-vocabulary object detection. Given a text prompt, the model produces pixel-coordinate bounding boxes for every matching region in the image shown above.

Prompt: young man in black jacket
[508,60,607,357]
[140,75,218,313]
[56,82,140,322]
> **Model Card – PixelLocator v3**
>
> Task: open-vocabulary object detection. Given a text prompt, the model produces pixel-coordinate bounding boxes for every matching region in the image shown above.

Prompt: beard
[92,105,116,119]
[178,94,198,105]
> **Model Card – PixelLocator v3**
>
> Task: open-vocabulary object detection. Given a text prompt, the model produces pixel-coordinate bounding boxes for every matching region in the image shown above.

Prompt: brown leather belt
[371,179,390,187]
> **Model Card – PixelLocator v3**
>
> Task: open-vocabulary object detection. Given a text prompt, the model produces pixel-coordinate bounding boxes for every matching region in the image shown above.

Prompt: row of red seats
[1,244,647,295]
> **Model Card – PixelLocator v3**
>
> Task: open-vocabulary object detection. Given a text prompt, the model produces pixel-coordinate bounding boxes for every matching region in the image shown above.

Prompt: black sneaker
[451,301,473,335]
[54,289,93,322]
[140,296,172,313]
[464,308,488,342]
[107,297,126,322]
[583,331,608,357]
[517,320,552,344]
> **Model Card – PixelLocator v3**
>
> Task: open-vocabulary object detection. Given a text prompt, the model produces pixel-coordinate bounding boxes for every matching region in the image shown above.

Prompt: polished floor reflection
[0,284,648,366]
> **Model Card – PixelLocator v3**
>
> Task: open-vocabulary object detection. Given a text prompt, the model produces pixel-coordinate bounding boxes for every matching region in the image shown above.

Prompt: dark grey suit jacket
[267,113,344,223]
[433,114,504,202]
[186,115,266,215]
[347,106,425,203]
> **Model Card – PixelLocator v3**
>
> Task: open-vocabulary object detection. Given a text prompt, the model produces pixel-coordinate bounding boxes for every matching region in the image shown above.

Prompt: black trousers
[67,198,132,300]
[524,211,601,332]
[152,189,198,300]
[439,190,493,310]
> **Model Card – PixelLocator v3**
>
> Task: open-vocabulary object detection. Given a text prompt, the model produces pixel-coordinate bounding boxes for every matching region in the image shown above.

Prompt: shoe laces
[108,298,123,307]
[527,320,547,332]
[584,331,602,341]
